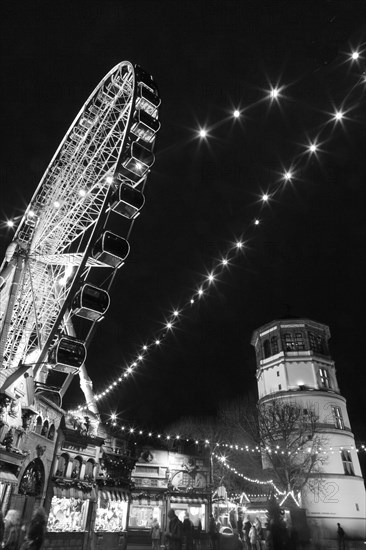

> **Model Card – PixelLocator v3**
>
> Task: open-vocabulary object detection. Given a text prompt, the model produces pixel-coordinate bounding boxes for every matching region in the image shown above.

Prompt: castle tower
[251,318,366,539]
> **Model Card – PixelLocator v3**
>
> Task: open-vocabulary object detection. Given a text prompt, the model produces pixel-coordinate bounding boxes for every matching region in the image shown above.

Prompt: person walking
[19,507,47,550]
[151,519,161,550]
[165,509,183,550]
[0,511,5,547]
[337,523,345,550]
[3,510,21,550]
[208,514,218,550]
[243,517,252,550]
[183,513,194,550]
[248,523,258,550]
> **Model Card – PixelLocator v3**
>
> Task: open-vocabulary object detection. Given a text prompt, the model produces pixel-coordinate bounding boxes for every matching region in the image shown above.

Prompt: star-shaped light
[308,143,318,153]
[333,110,344,122]
[233,109,241,118]
[262,193,269,202]
[268,85,282,102]
[283,170,293,181]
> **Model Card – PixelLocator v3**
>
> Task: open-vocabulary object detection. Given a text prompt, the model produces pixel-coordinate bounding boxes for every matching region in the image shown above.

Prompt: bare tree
[166,415,251,495]
[257,398,328,495]
[166,397,327,499]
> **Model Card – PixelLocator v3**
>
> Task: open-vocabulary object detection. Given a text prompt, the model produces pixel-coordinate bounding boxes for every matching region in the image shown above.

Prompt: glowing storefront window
[95,495,128,532]
[129,504,161,529]
[47,496,89,532]
[171,504,206,530]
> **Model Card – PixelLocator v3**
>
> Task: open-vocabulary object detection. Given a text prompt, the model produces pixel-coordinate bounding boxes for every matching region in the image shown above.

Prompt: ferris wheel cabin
[110,183,145,219]
[48,336,87,374]
[118,141,155,186]
[92,231,130,268]
[130,109,160,143]
[72,283,110,322]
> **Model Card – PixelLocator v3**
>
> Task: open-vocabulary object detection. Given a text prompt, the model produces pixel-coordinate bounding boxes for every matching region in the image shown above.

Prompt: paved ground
[127,542,366,550]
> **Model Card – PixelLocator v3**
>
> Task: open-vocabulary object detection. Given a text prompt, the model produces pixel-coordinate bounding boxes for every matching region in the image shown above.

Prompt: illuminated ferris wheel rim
[7,60,136,257]
[0,60,160,389]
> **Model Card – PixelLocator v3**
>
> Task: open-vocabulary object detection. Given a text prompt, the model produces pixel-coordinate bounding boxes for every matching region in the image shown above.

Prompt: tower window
[294,332,305,350]
[331,406,344,429]
[263,339,271,358]
[278,384,282,390]
[309,332,325,354]
[283,333,295,351]
[319,368,331,389]
[277,371,280,377]
[341,450,355,476]
[271,336,279,354]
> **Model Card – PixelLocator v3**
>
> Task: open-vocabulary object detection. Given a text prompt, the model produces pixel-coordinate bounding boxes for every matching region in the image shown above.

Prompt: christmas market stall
[43,413,103,550]
[129,441,211,547]
[93,436,135,550]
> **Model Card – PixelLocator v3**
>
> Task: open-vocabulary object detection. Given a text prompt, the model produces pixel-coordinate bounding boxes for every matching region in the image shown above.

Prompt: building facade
[129,440,211,546]
[251,318,366,539]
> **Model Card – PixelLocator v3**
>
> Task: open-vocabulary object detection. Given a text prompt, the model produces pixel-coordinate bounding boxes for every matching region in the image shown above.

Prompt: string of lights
[80,415,366,454]
[11,45,363,416]
[212,452,285,495]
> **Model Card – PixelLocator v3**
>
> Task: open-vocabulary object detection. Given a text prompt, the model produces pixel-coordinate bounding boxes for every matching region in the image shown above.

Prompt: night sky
[1,1,366,440]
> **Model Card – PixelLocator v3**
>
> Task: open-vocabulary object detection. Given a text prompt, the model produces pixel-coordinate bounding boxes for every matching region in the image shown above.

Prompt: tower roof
[251,317,331,346]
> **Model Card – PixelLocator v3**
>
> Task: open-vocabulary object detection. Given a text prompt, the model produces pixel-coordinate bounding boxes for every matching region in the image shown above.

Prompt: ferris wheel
[0,61,161,405]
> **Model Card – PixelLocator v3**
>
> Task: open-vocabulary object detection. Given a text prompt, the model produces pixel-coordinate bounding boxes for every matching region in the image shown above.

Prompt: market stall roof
[53,486,96,500]
[0,469,18,485]
[99,488,129,501]
[170,496,208,504]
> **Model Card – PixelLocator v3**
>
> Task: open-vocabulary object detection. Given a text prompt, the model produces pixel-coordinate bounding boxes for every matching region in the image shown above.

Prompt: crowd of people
[156,509,350,550]
[0,507,46,550]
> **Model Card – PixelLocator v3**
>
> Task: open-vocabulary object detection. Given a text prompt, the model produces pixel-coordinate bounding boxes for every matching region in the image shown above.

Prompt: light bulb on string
[283,169,293,181]
[207,273,215,284]
[198,127,208,139]
[333,109,345,122]
[350,50,360,61]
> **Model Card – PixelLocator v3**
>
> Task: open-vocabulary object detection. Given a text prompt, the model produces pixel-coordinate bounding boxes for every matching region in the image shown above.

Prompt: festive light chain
[30,44,362,415]
[212,452,285,495]
[69,415,366,454]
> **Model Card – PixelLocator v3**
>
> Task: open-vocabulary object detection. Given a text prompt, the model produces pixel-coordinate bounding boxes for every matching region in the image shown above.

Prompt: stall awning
[100,489,129,502]
[53,486,95,500]
[0,470,18,486]
[170,497,208,504]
